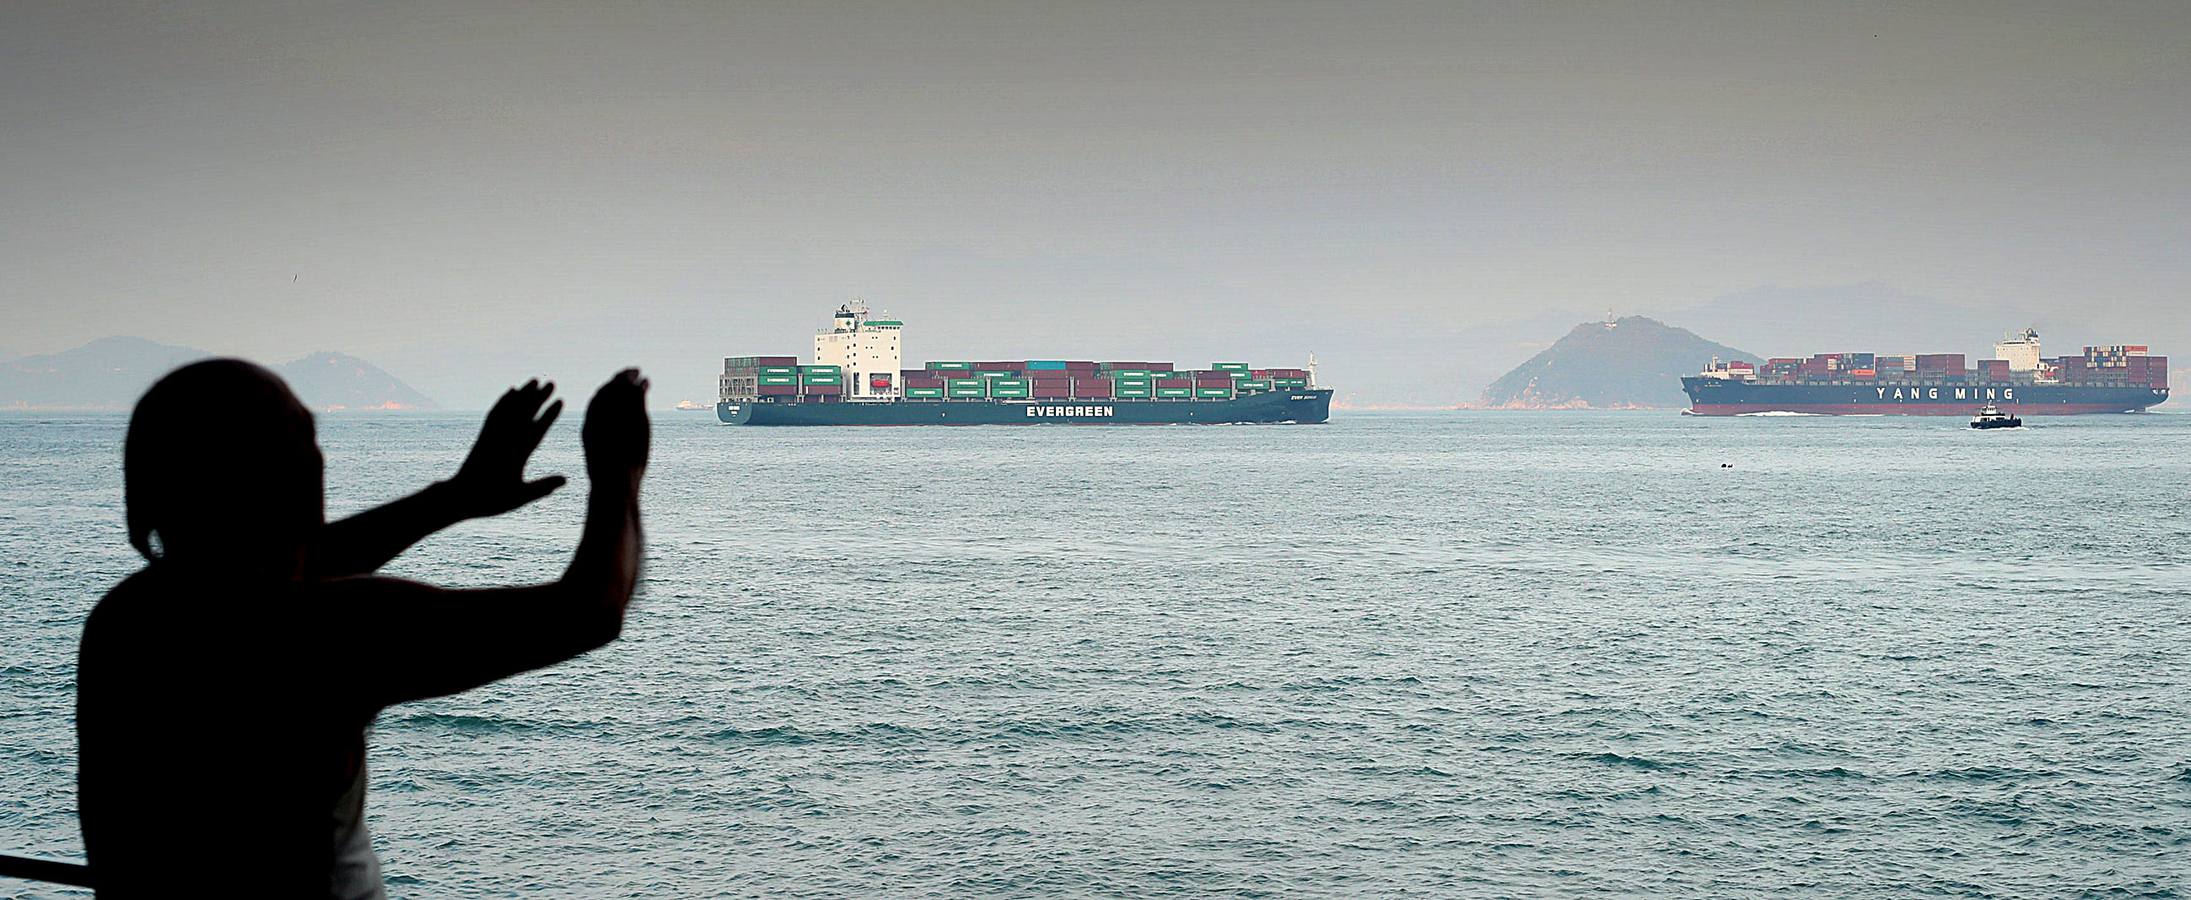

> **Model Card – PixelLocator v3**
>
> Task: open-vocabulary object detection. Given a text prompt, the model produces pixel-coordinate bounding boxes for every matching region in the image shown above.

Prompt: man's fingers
[523,475,567,502]
[530,399,564,444]
[485,379,559,435]
[485,386,522,426]
[514,379,554,417]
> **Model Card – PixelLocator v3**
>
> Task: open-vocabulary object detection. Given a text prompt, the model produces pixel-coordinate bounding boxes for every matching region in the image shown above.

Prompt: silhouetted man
[77,361,649,899]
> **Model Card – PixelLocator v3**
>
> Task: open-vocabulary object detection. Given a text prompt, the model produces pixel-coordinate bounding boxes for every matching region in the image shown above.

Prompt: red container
[1031,385,1070,399]
[757,384,796,396]
[801,383,843,396]
[1073,381,1114,398]
[753,356,798,366]
[1147,363,1175,372]
[1195,377,1234,387]
[1157,378,1190,389]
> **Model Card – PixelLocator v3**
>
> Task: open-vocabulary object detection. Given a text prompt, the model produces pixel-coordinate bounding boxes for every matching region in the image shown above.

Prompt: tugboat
[1969,403,2023,429]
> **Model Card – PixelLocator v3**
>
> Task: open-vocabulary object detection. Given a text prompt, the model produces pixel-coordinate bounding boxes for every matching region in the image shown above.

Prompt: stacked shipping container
[1714,345,2166,389]
[731,356,1310,404]
[869,359,1301,400]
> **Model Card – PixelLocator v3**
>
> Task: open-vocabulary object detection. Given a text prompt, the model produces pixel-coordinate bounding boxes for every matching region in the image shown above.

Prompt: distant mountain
[0,337,437,411]
[275,352,439,411]
[0,337,211,410]
[1480,317,1755,409]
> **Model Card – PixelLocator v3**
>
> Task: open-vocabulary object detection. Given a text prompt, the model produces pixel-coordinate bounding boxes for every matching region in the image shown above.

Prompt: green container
[1195,388,1234,398]
[948,378,982,389]
[758,375,797,385]
[1116,389,1152,398]
[1106,369,1152,379]
[990,389,1029,399]
[974,370,1015,379]
[1237,379,1271,391]
[949,389,986,398]
[800,365,842,374]
[987,379,1027,396]
[1112,377,1151,388]
[759,366,798,376]
[800,376,842,386]
[926,361,973,370]
[1156,387,1192,398]
[1272,379,1307,388]
[1212,362,1250,372]
[905,387,944,398]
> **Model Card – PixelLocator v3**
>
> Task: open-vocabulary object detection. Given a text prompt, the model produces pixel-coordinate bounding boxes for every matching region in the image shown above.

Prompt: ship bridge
[813,302,904,400]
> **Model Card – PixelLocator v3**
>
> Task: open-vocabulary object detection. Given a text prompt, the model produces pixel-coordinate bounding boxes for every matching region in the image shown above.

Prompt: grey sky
[4,1,2186,406]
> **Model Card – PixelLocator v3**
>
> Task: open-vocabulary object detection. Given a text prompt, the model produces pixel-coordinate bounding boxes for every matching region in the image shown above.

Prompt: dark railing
[0,852,95,889]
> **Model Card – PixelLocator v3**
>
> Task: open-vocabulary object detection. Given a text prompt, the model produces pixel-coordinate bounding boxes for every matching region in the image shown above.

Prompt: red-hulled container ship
[1682,329,2169,416]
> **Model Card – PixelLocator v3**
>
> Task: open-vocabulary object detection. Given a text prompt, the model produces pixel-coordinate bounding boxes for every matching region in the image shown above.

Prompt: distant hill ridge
[1480,316,1755,409]
[0,336,437,411]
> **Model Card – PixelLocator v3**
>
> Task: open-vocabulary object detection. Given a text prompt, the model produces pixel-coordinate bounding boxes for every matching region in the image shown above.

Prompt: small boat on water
[1969,403,2023,429]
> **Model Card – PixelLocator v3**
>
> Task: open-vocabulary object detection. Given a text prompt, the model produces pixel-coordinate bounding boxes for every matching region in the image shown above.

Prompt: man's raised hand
[446,379,567,519]
[583,369,650,484]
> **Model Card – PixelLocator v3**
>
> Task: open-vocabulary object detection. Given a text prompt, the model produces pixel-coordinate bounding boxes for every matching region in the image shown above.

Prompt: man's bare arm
[308,380,566,578]
[328,370,649,708]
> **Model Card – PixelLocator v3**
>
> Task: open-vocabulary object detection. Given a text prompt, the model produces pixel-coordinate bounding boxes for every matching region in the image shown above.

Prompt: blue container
[1026,360,1068,370]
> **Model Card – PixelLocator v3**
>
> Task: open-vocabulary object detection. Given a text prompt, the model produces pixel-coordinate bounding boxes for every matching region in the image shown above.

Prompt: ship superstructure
[1681,329,2169,416]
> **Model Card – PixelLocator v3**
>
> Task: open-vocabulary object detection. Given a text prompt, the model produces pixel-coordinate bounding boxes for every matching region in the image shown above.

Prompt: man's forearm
[560,475,643,642]
[308,482,467,578]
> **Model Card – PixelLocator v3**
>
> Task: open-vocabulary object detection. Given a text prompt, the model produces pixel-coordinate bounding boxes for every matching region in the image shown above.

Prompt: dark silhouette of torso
[80,569,382,897]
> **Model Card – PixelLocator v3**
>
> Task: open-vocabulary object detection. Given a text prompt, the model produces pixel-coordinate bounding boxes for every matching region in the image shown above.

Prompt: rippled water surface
[5,410,2190,898]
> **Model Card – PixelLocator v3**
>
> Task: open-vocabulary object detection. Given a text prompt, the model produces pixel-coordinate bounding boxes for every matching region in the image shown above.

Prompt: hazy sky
[4,1,2186,406]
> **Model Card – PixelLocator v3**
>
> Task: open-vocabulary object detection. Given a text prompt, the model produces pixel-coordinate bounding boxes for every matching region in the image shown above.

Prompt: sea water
[3,411,2188,897]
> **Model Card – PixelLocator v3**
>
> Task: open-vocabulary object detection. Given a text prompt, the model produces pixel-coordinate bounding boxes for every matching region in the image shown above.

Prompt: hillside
[0,338,437,410]
[1480,317,1755,409]
[0,337,210,410]
[276,352,439,411]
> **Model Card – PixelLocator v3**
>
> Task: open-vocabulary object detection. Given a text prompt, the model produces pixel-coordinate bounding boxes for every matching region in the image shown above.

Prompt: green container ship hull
[719,389,1332,426]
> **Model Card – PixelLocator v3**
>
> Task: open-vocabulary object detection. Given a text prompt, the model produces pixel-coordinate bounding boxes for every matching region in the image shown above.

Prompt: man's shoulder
[84,568,166,633]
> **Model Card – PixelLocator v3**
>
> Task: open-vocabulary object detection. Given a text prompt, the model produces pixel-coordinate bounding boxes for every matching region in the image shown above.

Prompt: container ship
[717,304,1332,425]
[1681,329,2169,416]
